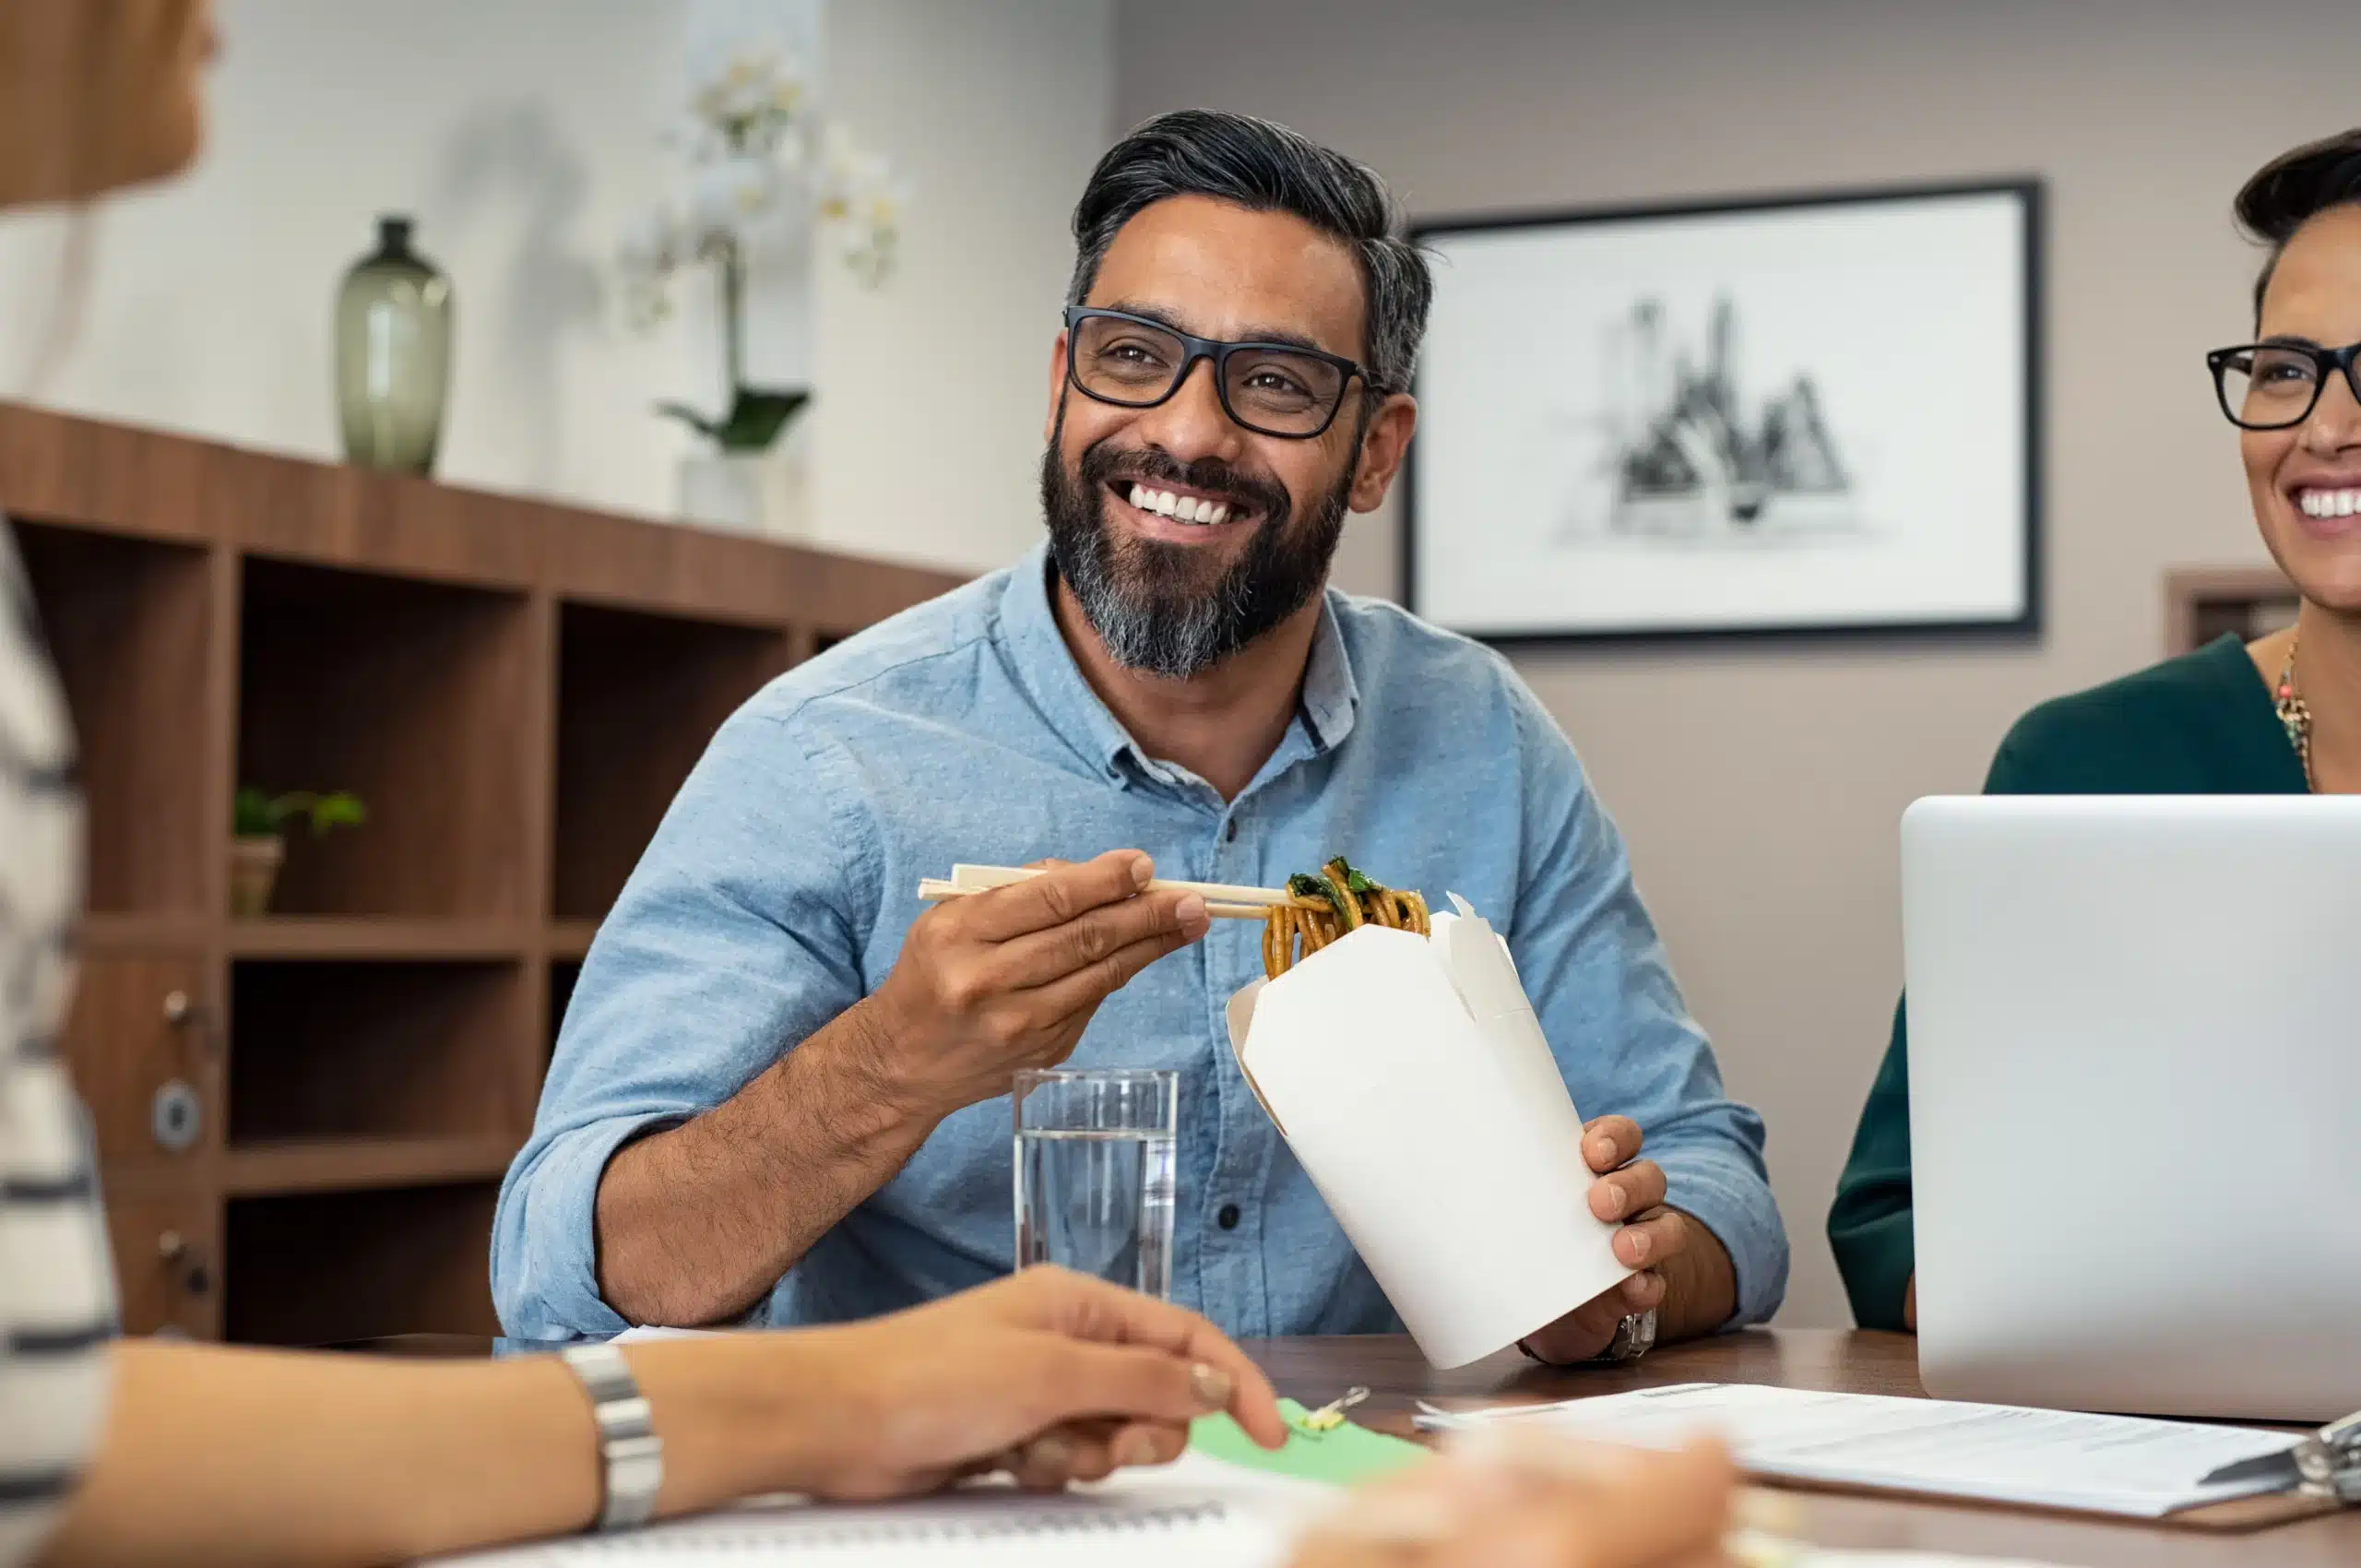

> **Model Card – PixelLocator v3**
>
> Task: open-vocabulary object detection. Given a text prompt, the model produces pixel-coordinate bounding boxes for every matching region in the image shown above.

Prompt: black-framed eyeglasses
[1062,306,1375,439]
[2206,340,2361,430]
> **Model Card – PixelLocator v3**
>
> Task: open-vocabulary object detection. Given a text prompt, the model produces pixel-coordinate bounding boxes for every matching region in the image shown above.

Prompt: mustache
[1077,439,1291,520]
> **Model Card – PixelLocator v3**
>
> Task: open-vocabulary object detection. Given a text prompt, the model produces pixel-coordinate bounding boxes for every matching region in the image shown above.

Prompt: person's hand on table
[1291,1431,1738,1568]
[629,1267,1286,1510]
[859,849,1210,1115]
[1517,1116,1698,1365]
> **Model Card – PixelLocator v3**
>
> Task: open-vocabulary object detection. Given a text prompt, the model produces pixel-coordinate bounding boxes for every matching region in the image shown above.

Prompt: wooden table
[1242,1329,2356,1567]
[349,1328,2355,1565]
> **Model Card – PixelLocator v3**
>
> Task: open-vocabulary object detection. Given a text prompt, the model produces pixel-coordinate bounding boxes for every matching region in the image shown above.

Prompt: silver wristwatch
[1591,1307,1658,1363]
[1516,1306,1658,1367]
[562,1342,663,1531]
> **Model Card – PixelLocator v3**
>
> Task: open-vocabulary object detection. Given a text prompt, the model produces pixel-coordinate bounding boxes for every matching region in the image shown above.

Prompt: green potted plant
[231,788,367,918]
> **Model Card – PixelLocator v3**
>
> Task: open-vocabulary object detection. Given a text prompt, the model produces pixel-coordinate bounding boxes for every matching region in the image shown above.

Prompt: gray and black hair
[1065,108,1432,395]
[2235,127,2361,325]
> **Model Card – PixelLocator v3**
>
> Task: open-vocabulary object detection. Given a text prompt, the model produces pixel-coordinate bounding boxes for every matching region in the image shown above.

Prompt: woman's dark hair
[1067,109,1432,395]
[2234,128,2361,324]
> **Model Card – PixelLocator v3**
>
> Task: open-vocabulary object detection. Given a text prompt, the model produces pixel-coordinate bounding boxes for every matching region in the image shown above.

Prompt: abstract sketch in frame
[1405,179,2042,645]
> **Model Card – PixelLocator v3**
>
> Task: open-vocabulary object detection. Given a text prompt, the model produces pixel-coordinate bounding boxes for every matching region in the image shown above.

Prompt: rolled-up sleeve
[1505,691,1788,1327]
[492,703,875,1338]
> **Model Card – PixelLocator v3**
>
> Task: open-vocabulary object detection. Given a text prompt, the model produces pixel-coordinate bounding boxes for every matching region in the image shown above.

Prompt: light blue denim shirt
[493,543,1786,1338]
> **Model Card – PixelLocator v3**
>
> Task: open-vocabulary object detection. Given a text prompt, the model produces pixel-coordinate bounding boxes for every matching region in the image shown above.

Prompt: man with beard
[495,110,1786,1359]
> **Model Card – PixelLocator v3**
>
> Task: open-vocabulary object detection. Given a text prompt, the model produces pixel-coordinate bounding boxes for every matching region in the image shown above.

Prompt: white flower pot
[675,433,810,540]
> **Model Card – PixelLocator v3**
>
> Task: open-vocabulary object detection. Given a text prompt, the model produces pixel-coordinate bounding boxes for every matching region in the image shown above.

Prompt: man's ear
[1347,393,1418,514]
[1044,331,1071,444]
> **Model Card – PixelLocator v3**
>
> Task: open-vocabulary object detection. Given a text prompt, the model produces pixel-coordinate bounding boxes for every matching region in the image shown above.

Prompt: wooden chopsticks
[916,863,1286,921]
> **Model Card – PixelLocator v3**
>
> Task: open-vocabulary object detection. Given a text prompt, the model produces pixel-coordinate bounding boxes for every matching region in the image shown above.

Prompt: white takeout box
[1224,895,1631,1369]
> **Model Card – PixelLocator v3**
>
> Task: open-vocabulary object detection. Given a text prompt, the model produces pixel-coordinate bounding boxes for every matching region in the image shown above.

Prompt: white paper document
[421,1440,2078,1566]
[1432,1382,2308,1517]
[422,1449,1322,1565]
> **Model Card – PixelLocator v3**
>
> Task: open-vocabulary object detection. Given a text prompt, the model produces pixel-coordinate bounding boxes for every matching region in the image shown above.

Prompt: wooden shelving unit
[3,402,961,1345]
[2165,565,2298,655]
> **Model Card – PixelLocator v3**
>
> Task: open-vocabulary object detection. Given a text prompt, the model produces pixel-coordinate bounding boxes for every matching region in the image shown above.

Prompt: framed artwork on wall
[1405,180,2043,644]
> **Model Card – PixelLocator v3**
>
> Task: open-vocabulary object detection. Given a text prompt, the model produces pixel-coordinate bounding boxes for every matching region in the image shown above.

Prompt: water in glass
[1013,1069,1177,1300]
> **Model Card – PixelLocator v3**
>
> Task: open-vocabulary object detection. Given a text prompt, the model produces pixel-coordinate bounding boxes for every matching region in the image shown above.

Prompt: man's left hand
[1518,1116,1691,1365]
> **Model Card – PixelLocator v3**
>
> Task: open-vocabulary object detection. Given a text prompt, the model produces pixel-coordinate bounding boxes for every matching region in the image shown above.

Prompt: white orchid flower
[619,25,905,341]
[686,153,784,245]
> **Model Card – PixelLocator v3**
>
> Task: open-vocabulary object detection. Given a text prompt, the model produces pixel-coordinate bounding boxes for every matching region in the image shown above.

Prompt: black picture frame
[1402,177,2046,648]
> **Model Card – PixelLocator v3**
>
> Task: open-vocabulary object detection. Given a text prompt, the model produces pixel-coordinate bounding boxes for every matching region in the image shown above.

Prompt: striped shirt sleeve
[0,517,113,1568]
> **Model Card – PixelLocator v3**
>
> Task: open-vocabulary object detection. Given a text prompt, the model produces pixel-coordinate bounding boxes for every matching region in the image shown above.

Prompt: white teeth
[2295,488,2361,518]
[2344,493,2359,517]
[1121,485,1237,524]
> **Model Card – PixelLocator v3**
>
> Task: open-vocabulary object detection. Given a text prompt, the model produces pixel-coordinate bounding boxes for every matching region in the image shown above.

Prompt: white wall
[811,0,1114,571]
[1117,0,2356,1325]
[0,0,1112,572]
[0,0,694,516]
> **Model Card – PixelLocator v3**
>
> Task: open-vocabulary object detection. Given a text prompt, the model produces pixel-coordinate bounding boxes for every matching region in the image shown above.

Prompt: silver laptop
[1902,794,2361,1422]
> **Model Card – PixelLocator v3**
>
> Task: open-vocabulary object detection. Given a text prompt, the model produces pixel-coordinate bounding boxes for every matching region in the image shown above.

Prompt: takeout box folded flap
[1229,909,1632,1369]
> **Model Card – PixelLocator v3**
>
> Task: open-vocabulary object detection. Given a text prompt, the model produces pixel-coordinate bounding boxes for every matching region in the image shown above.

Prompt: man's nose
[1131,357,1246,464]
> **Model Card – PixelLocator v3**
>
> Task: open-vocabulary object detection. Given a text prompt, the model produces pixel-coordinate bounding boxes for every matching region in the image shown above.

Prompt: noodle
[1260,858,1430,980]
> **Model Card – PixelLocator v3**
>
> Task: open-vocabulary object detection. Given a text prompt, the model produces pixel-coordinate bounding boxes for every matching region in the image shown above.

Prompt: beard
[1040,413,1354,681]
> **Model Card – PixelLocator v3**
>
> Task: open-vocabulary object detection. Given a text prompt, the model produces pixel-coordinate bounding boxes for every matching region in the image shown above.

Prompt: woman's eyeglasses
[1063,306,1377,439]
[2206,340,2361,430]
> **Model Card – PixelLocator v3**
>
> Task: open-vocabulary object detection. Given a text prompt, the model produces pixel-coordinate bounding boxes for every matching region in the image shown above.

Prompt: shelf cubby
[548,959,581,1065]
[13,520,212,916]
[239,556,536,920]
[552,601,789,921]
[224,1182,503,1344]
[228,959,529,1146]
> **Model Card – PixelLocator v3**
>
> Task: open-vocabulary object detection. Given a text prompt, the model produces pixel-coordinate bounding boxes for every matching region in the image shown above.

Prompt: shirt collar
[997,540,1362,782]
[1297,587,1359,753]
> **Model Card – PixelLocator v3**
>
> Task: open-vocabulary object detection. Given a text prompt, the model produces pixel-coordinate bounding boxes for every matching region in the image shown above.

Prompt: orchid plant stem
[720,235,746,397]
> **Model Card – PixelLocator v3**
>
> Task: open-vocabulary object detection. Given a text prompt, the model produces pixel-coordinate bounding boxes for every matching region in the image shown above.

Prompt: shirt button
[1216,1203,1241,1229]
[1224,819,1239,841]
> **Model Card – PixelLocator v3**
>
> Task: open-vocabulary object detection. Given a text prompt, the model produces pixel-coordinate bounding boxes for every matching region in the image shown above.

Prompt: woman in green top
[1829,126,2361,1332]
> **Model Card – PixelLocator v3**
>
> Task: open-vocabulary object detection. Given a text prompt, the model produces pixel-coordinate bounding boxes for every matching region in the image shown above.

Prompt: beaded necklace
[2276,632,2316,791]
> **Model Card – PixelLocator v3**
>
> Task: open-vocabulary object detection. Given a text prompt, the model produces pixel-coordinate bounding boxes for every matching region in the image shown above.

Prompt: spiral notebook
[426,1450,1321,1565]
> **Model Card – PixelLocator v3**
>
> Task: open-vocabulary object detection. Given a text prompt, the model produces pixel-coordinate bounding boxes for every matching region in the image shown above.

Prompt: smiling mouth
[1109,480,1252,528]
[2294,485,2361,520]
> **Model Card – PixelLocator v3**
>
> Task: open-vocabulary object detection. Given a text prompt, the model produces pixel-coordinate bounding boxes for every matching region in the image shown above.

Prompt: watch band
[562,1342,663,1531]
[1515,1307,1658,1367]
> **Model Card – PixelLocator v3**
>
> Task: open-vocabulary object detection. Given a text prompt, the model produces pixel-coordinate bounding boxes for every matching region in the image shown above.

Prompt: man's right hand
[859,850,1210,1118]
[591,851,1208,1326]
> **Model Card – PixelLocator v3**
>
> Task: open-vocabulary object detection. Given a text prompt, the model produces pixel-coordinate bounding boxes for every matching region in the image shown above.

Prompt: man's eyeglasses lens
[2216,345,2325,430]
[1071,315,1347,437]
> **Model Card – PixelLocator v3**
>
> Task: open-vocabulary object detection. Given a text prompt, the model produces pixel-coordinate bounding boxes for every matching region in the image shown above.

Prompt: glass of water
[1013,1067,1178,1300]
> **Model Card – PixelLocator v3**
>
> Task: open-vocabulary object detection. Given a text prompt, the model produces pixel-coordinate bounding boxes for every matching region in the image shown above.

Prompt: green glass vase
[335,215,453,474]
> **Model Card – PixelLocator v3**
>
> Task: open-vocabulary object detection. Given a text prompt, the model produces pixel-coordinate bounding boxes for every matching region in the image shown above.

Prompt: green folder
[1189,1397,1428,1486]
